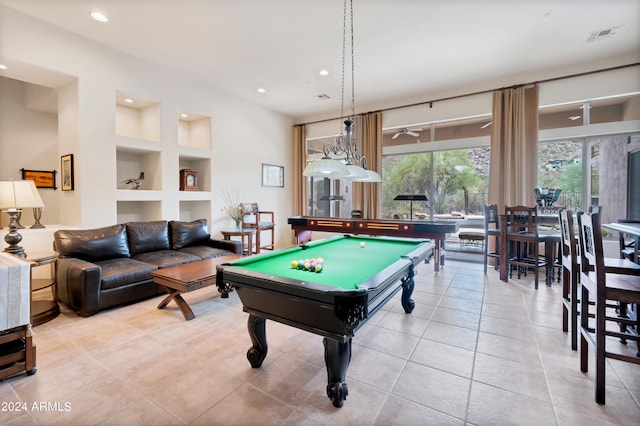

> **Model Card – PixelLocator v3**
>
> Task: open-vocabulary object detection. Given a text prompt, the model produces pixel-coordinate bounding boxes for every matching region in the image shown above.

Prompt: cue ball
[360,242,366,248]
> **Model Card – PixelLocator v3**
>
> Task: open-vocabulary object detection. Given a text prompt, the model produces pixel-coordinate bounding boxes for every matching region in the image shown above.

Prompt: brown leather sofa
[54,219,241,316]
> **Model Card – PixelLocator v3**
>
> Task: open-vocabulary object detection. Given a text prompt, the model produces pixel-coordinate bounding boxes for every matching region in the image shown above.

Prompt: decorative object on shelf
[179,169,198,191]
[60,154,74,191]
[31,207,45,229]
[302,0,381,183]
[533,187,561,206]
[221,188,243,228]
[262,163,284,187]
[122,172,145,190]
[394,194,429,220]
[20,168,57,189]
[0,180,45,258]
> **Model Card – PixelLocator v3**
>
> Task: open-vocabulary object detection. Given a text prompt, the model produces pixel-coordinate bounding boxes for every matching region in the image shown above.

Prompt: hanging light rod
[303,0,381,183]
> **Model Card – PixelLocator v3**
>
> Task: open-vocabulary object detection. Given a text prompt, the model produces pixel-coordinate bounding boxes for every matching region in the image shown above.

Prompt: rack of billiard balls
[291,257,324,273]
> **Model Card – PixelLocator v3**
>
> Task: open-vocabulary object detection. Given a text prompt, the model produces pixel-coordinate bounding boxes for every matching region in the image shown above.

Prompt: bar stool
[577,211,640,404]
[483,204,500,273]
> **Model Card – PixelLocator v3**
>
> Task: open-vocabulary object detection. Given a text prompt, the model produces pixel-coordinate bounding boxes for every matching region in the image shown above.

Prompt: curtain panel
[358,111,382,218]
[488,85,539,211]
[292,124,307,216]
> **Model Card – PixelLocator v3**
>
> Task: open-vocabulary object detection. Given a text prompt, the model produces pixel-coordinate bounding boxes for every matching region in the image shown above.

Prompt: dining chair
[483,204,500,273]
[617,219,640,263]
[577,211,640,404]
[505,205,547,289]
[559,208,580,350]
[560,209,640,351]
[537,205,562,284]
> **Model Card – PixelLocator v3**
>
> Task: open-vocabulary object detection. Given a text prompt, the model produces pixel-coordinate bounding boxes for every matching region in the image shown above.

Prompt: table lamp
[0,180,45,258]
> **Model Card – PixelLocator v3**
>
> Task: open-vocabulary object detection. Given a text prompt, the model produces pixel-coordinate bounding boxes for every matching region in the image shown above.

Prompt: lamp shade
[303,158,350,178]
[351,169,382,183]
[0,180,45,209]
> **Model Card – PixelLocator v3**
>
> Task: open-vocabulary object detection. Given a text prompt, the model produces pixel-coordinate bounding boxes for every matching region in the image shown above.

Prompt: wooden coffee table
[151,254,241,320]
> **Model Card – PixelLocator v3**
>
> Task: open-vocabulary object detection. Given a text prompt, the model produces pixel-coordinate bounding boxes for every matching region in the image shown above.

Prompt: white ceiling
[1,0,639,120]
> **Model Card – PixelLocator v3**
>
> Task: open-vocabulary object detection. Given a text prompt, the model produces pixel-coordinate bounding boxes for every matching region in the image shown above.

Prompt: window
[382,147,490,219]
[537,139,583,210]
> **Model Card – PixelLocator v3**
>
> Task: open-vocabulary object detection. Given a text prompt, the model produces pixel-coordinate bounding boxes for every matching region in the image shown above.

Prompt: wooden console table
[26,251,60,326]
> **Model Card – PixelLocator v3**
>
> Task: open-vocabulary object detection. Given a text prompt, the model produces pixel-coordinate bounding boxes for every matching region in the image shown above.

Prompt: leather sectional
[54,219,241,316]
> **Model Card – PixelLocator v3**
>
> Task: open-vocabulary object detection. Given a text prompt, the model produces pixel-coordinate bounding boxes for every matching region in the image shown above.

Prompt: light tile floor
[2,260,639,425]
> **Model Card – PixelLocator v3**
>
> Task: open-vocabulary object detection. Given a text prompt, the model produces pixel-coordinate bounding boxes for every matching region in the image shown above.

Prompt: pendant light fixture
[303,0,381,183]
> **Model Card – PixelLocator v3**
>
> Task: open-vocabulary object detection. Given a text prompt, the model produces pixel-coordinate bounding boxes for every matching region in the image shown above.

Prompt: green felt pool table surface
[227,235,428,290]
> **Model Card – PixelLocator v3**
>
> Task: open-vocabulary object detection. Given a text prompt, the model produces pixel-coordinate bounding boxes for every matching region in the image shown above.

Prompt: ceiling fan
[392,127,423,139]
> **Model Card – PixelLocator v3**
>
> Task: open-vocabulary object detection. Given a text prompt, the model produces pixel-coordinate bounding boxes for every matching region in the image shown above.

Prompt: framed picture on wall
[20,168,57,189]
[262,163,284,187]
[61,154,74,191]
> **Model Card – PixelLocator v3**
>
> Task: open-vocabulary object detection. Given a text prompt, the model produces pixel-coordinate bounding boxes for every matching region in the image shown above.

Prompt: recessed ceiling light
[124,98,133,103]
[91,11,109,23]
[319,69,329,76]
[257,88,266,94]
[0,64,7,70]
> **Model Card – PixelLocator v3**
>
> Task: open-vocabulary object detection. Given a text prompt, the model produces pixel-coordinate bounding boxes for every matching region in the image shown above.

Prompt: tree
[383,150,483,217]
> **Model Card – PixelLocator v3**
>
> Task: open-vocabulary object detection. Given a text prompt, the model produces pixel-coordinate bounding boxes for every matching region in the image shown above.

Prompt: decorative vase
[234,219,242,229]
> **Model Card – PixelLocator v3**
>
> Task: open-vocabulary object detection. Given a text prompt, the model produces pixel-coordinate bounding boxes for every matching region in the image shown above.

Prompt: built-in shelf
[117,201,162,223]
[178,112,211,151]
[179,200,211,222]
[110,92,214,224]
[116,189,163,202]
[178,156,210,192]
[116,147,162,191]
[115,91,161,142]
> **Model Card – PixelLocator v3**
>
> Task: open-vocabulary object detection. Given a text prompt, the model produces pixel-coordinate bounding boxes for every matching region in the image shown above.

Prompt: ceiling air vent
[586,26,622,43]
[316,94,331,100]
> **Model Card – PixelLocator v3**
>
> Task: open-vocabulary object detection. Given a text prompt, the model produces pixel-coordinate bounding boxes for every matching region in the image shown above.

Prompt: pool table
[216,235,433,407]
[288,215,458,272]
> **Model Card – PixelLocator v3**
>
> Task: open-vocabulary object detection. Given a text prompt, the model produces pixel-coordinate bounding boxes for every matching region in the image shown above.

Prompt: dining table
[602,222,640,238]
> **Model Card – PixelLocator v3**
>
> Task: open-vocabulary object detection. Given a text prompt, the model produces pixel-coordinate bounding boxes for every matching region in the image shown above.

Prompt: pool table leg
[246,314,268,368]
[401,265,416,313]
[323,338,351,408]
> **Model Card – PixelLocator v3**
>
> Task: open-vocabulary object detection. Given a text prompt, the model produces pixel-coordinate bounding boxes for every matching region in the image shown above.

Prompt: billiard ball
[304,262,311,270]
[291,260,298,269]
[360,242,366,248]
[315,264,323,273]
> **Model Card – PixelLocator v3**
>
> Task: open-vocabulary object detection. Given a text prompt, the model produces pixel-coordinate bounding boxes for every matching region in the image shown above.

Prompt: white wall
[303,58,640,139]
[0,6,295,247]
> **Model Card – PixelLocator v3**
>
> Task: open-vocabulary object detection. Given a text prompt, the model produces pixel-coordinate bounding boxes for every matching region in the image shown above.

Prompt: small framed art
[61,154,74,191]
[262,163,284,187]
[20,168,57,189]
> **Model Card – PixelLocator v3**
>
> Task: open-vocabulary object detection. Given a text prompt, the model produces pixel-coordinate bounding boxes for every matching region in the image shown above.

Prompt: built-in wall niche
[179,200,211,222]
[116,147,162,190]
[178,156,211,192]
[178,113,211,151]
[115,91,161,142]
[117,201,162,223]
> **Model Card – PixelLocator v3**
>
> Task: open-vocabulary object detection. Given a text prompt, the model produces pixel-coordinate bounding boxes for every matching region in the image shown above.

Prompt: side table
[221,228,256,256]
[26,251,60,326]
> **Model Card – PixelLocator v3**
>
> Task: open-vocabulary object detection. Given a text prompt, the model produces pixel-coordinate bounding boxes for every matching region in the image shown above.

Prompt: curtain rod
[295,62,640,127]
